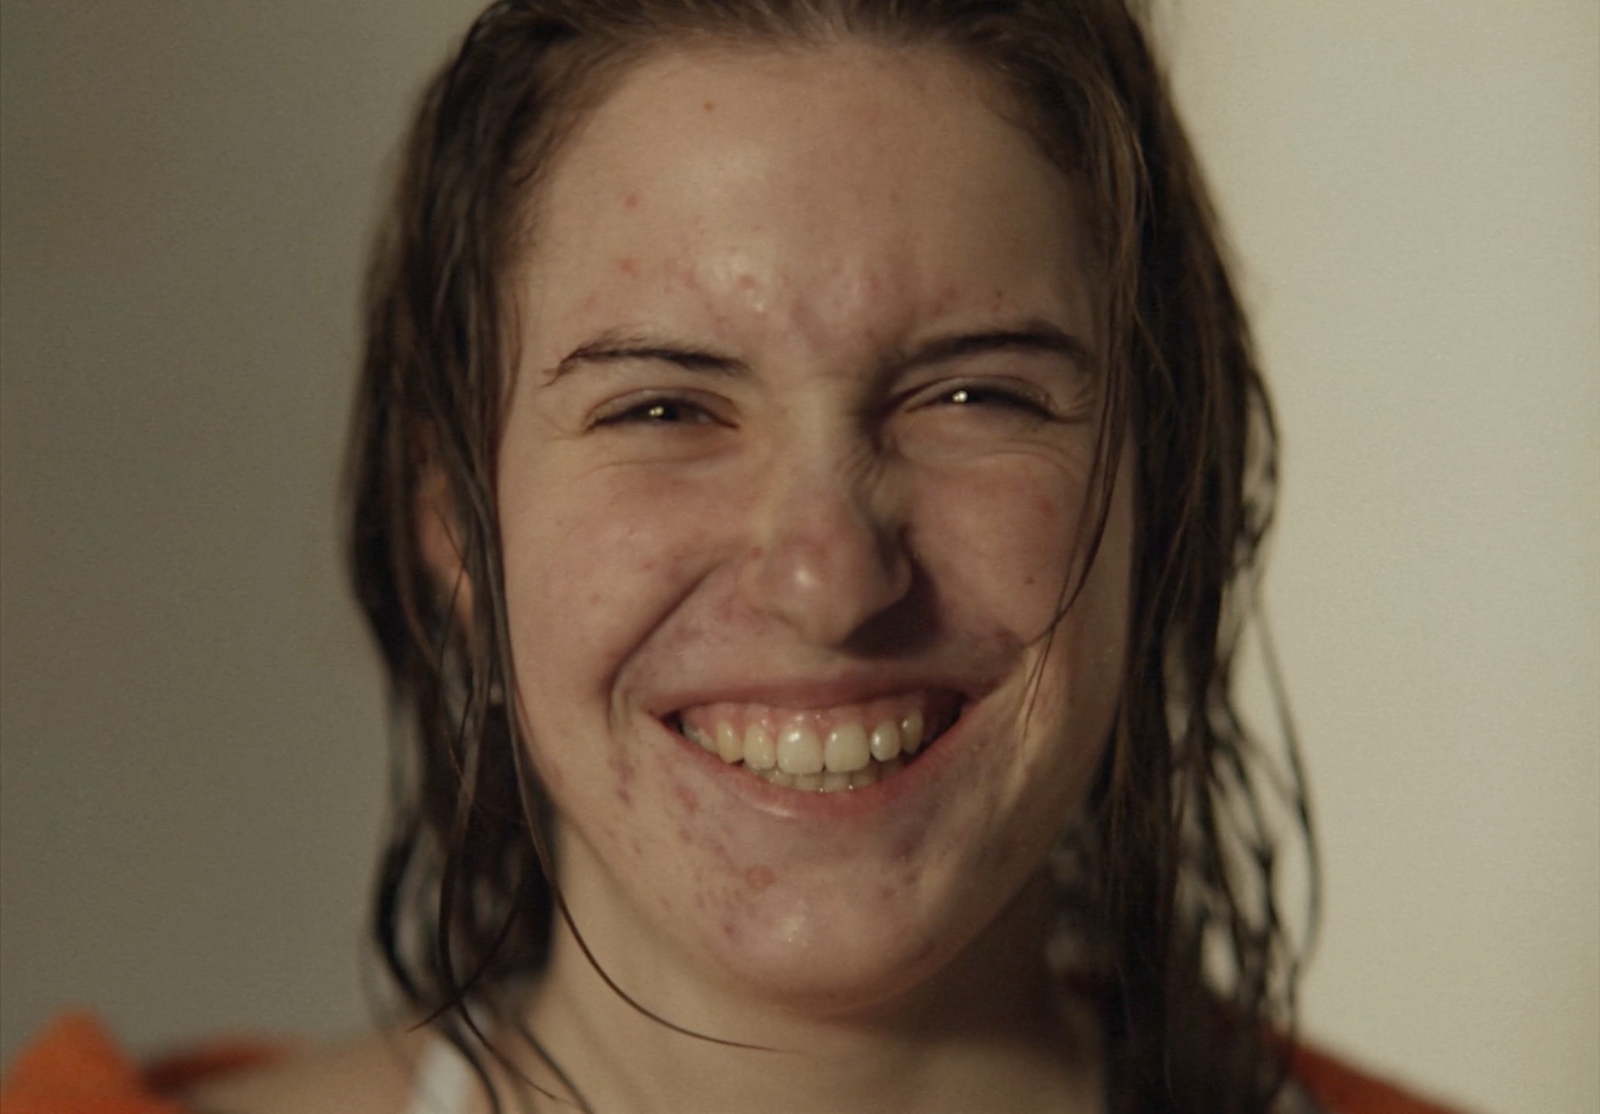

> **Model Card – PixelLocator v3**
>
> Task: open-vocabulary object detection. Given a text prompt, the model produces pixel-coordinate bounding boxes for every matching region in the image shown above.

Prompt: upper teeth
[677,699,939,791]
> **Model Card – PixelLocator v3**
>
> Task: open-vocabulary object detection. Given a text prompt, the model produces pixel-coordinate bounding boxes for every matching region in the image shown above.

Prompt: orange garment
[3,1011,1472,1114]
[1291,1042,1472,1114]
[0,1013,285,1114]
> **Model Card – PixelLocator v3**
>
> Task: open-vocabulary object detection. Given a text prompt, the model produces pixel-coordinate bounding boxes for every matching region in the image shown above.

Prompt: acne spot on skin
[677,826,694,845]
[703,99,716,113]
[618,257,640,277]
[662,259,702,292]
[676,783,700,815]
[737,274,757,291]
[744,865,776,893]
[623,191,640,210]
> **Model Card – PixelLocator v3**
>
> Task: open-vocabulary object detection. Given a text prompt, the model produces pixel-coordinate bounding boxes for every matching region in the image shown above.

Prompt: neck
[510,871,1103,1114]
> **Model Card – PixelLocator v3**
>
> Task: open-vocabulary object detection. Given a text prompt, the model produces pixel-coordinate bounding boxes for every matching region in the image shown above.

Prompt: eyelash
[590,380,1061,431]
[926,382,1058,419]
[592,395,720,428]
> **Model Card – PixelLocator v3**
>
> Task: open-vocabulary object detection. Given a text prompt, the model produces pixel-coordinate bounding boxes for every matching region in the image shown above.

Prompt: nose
[739,459,913,648]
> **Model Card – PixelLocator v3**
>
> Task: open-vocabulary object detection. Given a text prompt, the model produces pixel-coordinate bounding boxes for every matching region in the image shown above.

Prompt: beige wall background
[2,3,1595,1112]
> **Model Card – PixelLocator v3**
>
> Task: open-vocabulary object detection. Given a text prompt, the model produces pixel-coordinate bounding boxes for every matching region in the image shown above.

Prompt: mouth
[665,690,964,793]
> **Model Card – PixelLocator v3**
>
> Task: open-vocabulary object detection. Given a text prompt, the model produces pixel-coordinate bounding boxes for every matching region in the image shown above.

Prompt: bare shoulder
[178,1025,431,1114]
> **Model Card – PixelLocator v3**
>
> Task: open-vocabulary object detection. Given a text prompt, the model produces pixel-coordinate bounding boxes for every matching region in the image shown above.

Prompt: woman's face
[497,43,1133,1012]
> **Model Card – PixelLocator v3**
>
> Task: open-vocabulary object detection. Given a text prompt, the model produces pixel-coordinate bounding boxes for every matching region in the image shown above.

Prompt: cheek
[910,461,1088,633]
[498,464,740,703]
[913,453,1131,785]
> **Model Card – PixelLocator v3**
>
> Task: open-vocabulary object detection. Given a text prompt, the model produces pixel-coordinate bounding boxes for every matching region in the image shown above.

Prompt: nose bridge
[741,414,910,646]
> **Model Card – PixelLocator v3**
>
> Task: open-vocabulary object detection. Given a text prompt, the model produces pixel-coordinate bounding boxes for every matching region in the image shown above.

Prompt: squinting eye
[936,385,1054,418]
[596,397,717,427]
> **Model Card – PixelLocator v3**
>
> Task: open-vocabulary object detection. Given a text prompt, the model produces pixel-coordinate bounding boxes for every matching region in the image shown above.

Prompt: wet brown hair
[346,2,1311,1111]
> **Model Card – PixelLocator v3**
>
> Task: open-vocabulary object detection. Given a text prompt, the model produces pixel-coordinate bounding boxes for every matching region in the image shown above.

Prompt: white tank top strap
[404,1036,476,1114]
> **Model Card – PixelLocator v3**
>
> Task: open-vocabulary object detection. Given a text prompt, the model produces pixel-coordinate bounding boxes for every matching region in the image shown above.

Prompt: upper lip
[644,668,995,718]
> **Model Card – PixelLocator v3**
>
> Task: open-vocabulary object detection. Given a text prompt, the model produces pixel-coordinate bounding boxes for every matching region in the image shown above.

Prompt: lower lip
[659,705,972,822]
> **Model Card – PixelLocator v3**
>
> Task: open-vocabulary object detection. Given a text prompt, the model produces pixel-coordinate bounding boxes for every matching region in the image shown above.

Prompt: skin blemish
[618,257,640,277]
[623,191,640,210]
[744,865,776,894]
[676,826,694,845]
[663,259,702,292]
[675,783,700,815]
[737,274,757,292]
[703,99,716,113]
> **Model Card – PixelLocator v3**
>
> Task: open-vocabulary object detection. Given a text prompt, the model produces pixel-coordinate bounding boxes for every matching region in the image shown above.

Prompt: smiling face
[496,42,1134,1015]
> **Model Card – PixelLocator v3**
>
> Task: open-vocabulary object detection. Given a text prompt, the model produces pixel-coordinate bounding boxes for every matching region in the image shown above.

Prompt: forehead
[517,41,1090,363]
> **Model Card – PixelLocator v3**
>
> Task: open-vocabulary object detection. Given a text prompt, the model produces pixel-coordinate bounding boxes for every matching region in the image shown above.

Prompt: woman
[1,2,1463,1112]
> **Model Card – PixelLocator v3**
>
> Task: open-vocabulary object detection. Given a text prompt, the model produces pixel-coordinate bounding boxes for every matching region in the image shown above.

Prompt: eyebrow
[548,330,750,382]
[892,321,1096,378]
[545,319,1096,383]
